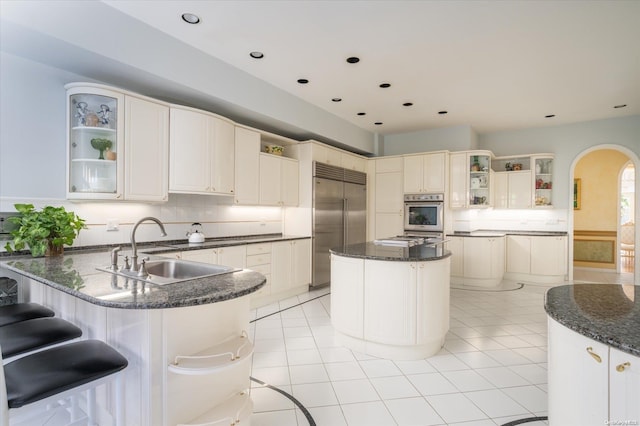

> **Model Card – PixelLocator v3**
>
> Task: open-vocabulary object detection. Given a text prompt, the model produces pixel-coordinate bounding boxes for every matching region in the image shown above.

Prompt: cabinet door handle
[586,347,602,363]
[616,362,631,372]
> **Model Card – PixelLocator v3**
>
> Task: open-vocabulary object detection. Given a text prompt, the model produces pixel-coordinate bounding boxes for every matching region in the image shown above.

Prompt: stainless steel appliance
[403,193,444,238]
[312,162,367,287]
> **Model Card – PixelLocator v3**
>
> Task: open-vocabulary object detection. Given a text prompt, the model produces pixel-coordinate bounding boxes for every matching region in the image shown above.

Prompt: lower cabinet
[250,239,311,308]
[505,235,567,282]
[450,236,505,288]
[548,318,640,426]
[331,255,451,359]
[24,278,253,426]
[180,246,246,269]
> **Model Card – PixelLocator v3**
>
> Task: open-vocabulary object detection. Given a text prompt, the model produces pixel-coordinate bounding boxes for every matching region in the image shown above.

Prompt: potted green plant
[4,204,86,257]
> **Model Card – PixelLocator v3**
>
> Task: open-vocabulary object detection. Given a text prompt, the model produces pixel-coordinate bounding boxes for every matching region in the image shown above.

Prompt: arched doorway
[569,145,639,284]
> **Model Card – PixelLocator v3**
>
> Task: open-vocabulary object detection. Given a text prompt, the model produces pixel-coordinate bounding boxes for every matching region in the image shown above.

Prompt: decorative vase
[45,243,64,257]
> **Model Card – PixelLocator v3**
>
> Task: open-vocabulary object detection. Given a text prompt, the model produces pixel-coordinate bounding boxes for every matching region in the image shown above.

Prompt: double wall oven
[403,193,444,240]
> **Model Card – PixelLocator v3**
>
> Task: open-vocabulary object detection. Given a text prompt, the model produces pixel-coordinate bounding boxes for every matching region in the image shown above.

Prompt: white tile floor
[248,269,633,426]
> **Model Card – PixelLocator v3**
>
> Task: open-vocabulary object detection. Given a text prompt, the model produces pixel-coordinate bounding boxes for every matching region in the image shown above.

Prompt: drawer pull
[586,347,602,363]
[616,362,631,372]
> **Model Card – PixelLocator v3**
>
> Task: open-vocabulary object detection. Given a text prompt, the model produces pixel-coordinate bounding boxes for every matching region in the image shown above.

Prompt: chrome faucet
[130,217,167,272]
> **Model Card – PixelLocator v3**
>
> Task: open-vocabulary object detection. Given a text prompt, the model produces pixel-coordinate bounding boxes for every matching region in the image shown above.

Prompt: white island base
[331,254,450,360]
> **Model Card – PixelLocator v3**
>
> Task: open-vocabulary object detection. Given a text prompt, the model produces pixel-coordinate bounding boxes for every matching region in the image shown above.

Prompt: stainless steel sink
[97,259,239,285]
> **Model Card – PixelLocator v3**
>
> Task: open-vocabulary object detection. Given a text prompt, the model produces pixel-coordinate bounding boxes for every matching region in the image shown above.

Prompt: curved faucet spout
[130,216,167,272]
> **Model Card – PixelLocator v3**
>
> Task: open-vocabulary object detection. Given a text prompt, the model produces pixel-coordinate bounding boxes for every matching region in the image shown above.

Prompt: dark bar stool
[1,340,129,425]
[0,317,82,362]
[0,302,55,327]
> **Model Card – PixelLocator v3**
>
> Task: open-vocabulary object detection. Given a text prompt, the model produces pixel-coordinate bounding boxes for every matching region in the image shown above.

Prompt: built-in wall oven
[403,193,444,239]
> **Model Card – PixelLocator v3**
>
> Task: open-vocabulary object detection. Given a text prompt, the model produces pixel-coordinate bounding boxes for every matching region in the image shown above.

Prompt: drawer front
[246,253,272,267]
[248,263,271,275]
[247,243,271,255]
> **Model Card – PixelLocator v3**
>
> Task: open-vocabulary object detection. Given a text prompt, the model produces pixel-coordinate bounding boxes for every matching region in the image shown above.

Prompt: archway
[569,145,639,284]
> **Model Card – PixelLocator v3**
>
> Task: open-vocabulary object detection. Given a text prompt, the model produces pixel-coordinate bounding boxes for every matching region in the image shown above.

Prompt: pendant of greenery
[4,204,86,257]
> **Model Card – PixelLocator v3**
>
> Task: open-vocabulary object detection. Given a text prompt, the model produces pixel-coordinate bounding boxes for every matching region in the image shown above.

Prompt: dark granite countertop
[330,241,451,262]
[545,284,640,357]
[0,233,312,310]
[449,230,568,237]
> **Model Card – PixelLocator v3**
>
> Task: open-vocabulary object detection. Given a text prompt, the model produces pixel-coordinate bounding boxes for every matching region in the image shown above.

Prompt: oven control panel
[404,193,444,202]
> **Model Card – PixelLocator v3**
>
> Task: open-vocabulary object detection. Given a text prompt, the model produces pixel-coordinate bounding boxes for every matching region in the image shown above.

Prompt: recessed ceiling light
[346,57,360,64]
[357,112,366,116]
[374,122,383,125]
[297,79,309,84]
[614,104,627,109]
[545,114,556,118]
[332,98,342,102]
[438,111,448,115]
[181,13,200,24]
[379,83,391,88]
[250,52,264,59]
[403,102,413,107]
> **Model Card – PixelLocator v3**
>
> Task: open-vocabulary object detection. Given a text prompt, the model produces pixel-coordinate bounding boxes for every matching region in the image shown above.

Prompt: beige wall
[574,149,630,231]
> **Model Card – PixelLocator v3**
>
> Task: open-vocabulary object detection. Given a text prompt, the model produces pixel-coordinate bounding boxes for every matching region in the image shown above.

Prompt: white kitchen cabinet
[330,255,365,338]
[446,236,464,277]
[259,153,299,206]
[341,152,367,172]
[449,152,467,209]
[180,246,246,269]
[331,254,450,360]
[609,346,640,423]
[270,239,311,295]
[533,155,554,207]
[461,236,505,287]
[217,246,247,269]
[374,157,404,238]
[403,152,445,193]
[505,235,567,282]
[234,127,260,205]
[246,243,272,303]
[468,152,491,207]
[67,84,170,202]
[169,106,235,195]
[506,235,531,274]
[124,95,169,201]
[493,171,532,209]
[530,236,567,276]
[67,85,124,200]
[281,156,300,206]
[364,260,417,345]
[311,143,342,167]
[548,318,640,426]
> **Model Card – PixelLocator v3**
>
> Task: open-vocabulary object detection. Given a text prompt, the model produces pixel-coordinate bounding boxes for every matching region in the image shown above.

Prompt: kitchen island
[1,249,266,426]
[330,241,451,360]
[545,284,640,426]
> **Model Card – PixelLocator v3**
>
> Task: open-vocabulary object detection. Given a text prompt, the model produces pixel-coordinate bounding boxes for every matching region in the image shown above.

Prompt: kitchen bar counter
[545,284,640,356]
[331,240,451,359]
[329,241,451,262]
[0,234,313,309]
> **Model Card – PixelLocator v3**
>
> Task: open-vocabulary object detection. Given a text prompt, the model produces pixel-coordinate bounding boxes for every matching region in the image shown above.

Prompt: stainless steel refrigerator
[312,162,367,287]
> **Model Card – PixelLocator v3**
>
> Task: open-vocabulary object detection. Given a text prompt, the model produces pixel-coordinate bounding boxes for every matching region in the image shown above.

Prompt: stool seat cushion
[0,317,82,358]
[4,340,129,408]
[0,303,55,327]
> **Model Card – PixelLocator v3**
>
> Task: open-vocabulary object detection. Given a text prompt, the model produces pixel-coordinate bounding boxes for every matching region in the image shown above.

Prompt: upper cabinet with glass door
[533,155,554,207]
[468,152,491,207]
[67,86,124,200]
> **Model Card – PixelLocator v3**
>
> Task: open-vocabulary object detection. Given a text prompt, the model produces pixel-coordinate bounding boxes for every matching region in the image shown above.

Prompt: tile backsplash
[0,195,283,252]
[451,208,568,233]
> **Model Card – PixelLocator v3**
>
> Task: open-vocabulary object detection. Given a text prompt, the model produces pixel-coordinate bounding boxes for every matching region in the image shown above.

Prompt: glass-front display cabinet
[469,152,491,207]
[533,155,554,207]
[66,84,124,199]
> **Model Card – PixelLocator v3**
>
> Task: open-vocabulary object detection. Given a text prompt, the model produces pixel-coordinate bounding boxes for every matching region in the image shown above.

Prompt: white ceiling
[102,0,640,135]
